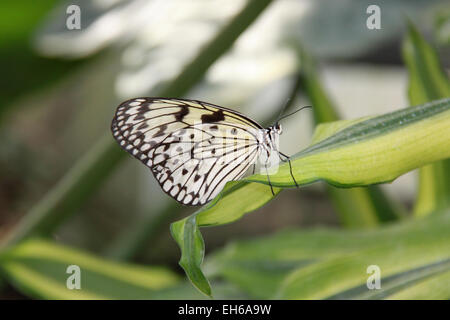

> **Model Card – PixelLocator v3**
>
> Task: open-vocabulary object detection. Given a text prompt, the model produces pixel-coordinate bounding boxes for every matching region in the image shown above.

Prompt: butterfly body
[111,98,284,206]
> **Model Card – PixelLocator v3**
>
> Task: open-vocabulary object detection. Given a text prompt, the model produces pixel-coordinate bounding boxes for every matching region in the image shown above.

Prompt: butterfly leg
[278,151,299,188]
[264,161,275,196]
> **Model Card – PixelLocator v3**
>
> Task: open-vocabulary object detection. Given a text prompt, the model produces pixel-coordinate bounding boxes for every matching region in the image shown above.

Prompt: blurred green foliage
[0,1,449,300]
[298,46,404,227]
[207,208,450,299]
[403,23,450,217]
[0,1,86,121]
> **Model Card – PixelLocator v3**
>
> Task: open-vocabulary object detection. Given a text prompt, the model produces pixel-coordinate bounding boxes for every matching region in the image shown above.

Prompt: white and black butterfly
[111,98,302,206]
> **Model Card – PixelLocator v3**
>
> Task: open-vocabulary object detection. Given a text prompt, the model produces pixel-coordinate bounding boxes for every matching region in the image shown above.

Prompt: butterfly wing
[111,98,263,205]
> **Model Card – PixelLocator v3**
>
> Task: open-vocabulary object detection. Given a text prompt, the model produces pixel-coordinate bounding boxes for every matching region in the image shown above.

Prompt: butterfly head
[274,122,282,134]
[266,105,312,144]
[264,123,282,152]
[266,122,282,141]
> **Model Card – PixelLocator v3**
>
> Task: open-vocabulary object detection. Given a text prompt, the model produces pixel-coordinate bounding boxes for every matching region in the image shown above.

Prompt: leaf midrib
[294,97,450,159]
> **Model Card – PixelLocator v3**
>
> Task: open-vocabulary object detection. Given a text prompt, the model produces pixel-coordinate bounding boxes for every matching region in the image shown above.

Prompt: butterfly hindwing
[111,98,263,205]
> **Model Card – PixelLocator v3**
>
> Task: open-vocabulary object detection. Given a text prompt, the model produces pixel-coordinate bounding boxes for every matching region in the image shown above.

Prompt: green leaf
[298,46,403,227]
[248,98,450,187]
[385,269,450,300]
[277,212,450,299]
[208,210,450,299]
[343,259,450,300]
[0,239,180,299]
[171,214,211,297]
[196,181,282,227]
[403,22,450,217]
[4,0,275,246]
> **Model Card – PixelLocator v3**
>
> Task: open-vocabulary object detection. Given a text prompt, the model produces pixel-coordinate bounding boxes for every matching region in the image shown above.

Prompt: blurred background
[0,0,449,299]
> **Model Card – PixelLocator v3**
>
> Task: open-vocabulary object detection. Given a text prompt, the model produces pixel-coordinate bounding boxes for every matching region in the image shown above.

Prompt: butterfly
[111,97,304,206]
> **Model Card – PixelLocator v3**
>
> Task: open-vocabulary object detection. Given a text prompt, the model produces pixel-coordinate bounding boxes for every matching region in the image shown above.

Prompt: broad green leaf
[196,181,282,227]
[248,98,450,187]
[0,239,180,299]
[299,46,403,227]
[277,211,450,299]
[403,22,450,217]
[386,269,450,300]
[4,0,275,246]
[344,259,450,300]
[207,210,450,299]
[310,117,372,144]
[173,97,450,296]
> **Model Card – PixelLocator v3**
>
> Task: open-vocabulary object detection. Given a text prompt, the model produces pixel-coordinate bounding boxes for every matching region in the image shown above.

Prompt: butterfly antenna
[276,105,312,123]
[275,99,292,124]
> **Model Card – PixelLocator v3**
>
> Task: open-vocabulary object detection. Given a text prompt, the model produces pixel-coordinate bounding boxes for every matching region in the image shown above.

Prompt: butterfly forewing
[111,98,263,205]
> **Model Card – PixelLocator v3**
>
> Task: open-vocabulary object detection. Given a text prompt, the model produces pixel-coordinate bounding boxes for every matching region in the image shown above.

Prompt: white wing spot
[171,186,180,196]
[177,189,186,201]
[163,180,172,191]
